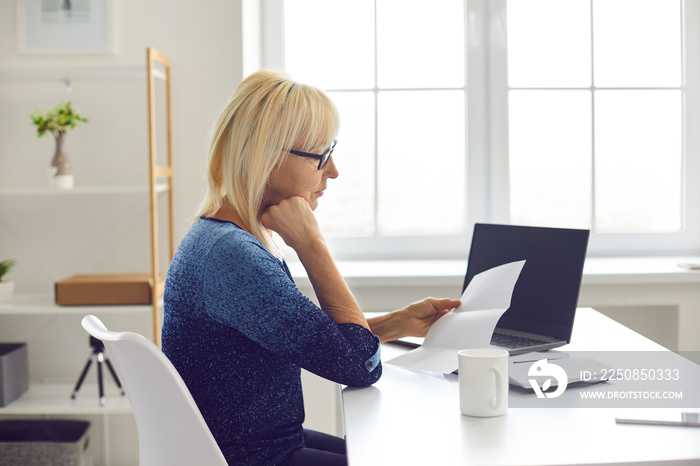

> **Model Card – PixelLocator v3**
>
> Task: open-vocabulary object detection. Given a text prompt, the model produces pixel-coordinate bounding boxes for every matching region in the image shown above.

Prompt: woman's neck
[210,204,249,232]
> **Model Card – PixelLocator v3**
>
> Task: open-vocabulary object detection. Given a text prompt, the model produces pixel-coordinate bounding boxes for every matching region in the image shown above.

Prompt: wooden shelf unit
[146,47,175,347]
[0,47,176,464]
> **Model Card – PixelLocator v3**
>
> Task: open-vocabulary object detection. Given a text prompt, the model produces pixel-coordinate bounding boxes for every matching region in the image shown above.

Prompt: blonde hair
[196,70,339,253]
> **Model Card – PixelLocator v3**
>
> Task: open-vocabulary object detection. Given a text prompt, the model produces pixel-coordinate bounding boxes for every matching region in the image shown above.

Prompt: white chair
[81,315,228,466]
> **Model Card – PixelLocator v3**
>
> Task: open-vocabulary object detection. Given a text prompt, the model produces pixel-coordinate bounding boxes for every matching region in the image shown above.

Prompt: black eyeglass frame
[288,139,337,170]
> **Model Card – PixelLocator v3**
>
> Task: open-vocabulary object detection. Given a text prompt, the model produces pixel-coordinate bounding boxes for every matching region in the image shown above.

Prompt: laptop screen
[462,223,590,343]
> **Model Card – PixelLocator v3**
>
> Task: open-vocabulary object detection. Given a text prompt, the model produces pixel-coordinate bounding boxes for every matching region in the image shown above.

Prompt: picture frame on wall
[16,0,114,55]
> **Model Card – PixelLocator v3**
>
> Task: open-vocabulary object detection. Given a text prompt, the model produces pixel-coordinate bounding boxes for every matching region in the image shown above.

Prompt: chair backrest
[81,315,227,466]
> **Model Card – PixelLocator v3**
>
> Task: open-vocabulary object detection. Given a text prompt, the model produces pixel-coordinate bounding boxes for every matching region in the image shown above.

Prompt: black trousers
[283,429,348,466]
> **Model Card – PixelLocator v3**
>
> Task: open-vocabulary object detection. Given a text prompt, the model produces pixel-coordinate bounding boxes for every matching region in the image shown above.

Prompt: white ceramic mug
[458,348,509,417]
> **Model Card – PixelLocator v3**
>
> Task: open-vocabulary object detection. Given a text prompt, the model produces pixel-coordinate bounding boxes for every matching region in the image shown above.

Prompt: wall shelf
[0,183,168,196]
[0,293,157,316]
[0,383,131,416]
[0,66,146,84]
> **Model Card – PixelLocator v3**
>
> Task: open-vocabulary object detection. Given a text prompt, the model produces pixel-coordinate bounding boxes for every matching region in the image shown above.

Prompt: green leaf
[0,259,16,280]
[29,101,88,139]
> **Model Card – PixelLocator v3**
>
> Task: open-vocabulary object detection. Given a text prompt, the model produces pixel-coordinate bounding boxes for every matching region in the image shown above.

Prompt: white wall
[0,0,245,292]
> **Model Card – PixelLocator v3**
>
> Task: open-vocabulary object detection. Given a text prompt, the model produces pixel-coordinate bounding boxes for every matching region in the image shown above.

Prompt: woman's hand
[367,297,461,342]
[399,298,461,338]
[261,196,323,251]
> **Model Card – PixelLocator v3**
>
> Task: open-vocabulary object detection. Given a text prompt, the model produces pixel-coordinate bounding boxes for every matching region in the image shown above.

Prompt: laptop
[397,223,589,356]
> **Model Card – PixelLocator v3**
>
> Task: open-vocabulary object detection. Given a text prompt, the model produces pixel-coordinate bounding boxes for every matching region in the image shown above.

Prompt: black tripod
[71,336,125,406]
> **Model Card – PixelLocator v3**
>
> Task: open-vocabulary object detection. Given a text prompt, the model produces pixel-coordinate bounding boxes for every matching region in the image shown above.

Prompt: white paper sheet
[387,260,526,373]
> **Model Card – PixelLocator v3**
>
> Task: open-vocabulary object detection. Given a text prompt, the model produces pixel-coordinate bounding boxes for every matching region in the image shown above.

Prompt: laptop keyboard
[490,332,550,349]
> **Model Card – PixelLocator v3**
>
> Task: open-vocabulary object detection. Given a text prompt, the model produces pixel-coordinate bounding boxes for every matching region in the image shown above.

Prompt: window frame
[260,0,700,259]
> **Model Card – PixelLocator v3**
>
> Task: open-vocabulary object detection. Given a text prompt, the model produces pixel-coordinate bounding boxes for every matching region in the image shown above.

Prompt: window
[508,0,683,232]
[262,0,700,258]
[284,0,466,240]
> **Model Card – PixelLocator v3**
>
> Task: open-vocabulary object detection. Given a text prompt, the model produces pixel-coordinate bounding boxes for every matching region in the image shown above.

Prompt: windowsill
[287,256,700,288]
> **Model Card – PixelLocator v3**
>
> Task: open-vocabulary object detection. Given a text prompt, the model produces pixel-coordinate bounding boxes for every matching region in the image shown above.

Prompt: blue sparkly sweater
[161,217,382,465]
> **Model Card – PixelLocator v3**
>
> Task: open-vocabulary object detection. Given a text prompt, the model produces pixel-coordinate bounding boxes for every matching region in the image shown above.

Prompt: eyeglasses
[288,139,337,170]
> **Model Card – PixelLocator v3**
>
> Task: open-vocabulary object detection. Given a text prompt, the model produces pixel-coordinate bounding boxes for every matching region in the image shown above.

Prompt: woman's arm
[202,231,381,387]
[261,197,369,329]
[294,236,370,329]
[261,197,459,341]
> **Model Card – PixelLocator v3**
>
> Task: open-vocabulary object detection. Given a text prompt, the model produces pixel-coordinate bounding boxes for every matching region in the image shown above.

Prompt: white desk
[342,309,700,465]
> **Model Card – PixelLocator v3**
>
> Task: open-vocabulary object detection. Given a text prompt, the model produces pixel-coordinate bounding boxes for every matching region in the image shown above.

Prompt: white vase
[50,173,75,189]
[0,281,15,302]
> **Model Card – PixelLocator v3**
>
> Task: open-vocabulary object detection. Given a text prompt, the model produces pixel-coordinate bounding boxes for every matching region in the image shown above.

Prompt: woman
[161,70,459,465]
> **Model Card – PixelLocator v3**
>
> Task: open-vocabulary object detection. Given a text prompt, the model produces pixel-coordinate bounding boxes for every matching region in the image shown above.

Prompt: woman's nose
[324,156,339,179]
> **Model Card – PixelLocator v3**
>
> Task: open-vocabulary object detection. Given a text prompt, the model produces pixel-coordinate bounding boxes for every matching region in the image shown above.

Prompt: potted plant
[30,102,88,189]
[0,259,16,302]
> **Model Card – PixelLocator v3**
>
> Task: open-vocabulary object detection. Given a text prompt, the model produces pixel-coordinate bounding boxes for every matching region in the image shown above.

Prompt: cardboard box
[55,274,165,306]
[0,343,29,407]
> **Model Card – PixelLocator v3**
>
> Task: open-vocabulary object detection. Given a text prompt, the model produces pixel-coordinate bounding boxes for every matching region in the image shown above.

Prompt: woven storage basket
[0,419,92,466]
